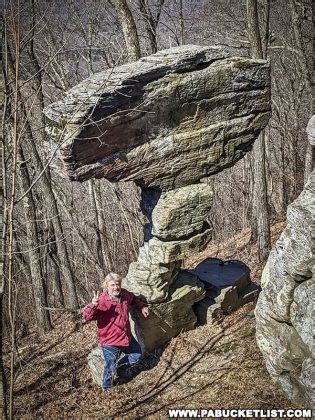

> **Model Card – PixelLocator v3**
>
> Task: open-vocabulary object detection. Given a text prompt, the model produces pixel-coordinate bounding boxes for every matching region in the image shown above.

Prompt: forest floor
[9,221,302,419]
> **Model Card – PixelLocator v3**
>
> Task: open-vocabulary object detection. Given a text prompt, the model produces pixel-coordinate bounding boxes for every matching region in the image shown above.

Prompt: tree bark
[88,180,113,273]
[252,132,271,261]
[287,0,312,183]
[136,0,157,53]
[179,0,184,45]
[44,220,65,307]
[0,18,9,416]
[288,0,311,86]
[247,0,263,59]
[247,0,271,261]
[113,0,141,61]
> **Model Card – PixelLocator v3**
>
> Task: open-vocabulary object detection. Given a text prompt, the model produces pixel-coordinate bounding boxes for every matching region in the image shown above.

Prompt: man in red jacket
[83,272,149,390]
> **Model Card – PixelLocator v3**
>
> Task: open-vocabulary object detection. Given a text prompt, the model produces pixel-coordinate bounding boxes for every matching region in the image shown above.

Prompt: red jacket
[83,289,145,347]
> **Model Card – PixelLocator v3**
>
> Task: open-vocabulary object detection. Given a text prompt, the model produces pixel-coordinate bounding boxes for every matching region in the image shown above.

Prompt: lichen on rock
[255,117,315,408]
[43,45,270,190]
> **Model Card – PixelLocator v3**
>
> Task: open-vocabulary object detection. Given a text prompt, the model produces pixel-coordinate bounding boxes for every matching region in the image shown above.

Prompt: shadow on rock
[190,257,261,325]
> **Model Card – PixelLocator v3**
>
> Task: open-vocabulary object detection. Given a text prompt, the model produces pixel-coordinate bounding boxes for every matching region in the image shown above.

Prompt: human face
[107,280,121,298]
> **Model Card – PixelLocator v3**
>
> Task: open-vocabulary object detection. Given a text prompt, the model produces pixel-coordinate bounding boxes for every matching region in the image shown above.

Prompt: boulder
[190,258,251,292]
[130,271,206,351]
[87,347,104,387]
[125,181,212,304]
[44,45,270,190]
[152,183,213,240]
[147,229,212,264]
[191,258,260,324]
[255,118,314,407]
[87,345,144,387]
[256,316,311,404]
[125,257,181,303]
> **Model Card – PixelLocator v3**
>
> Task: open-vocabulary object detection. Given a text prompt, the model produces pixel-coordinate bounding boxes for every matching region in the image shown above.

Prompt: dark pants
[101,337,142,389]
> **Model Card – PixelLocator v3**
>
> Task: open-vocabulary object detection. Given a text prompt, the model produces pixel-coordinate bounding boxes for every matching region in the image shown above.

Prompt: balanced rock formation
[44,45,271,353]
[255,117,314,407]
[44,45,270,190]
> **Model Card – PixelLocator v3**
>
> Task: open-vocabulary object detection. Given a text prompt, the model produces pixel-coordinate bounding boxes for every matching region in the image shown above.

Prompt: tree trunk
[279,132,288,214]
[54,187,104,277]
[25,10,79,309]
[247,0,271,261]
[252,132,271,262]
[247,0,263,59]
[113,0,141,61]
[288,0,312,184]
[0,25,9,416]
[34,162,79,309]
[17,145,52,332]
[20,120,79,310]
[137,0,157,53]
[5,45,79,310]
[179,0,184,45]
[44,220,65,307]
[88,180,113,273]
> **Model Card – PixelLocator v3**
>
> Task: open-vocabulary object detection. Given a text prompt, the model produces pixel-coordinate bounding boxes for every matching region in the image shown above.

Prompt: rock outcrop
[44,45,270,190]
[255,117,314,407]
[44,45,271,353]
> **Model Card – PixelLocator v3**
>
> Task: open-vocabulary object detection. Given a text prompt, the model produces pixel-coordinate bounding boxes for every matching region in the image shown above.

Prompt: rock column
[125,183,213,350]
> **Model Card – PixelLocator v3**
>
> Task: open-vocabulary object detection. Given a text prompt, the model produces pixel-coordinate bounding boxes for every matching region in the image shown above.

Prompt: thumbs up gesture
[91,291,100,307]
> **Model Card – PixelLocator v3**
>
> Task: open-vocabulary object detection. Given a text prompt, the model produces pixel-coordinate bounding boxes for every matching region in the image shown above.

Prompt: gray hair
[102,272,122,288]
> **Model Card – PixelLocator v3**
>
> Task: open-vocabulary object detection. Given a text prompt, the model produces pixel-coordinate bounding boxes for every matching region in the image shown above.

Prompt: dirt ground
[8,222,300,419]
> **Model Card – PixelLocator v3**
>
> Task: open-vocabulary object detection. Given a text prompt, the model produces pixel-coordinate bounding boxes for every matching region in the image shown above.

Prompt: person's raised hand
[141,306,149,318]
[91,291,100,307]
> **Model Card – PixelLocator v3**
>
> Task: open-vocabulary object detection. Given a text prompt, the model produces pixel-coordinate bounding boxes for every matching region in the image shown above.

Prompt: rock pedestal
[124,183,212,350]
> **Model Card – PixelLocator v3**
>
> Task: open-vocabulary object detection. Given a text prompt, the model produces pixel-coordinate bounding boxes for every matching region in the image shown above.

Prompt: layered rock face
[44,45,270,352]
[44,45,270,190]
[255,119,314,407]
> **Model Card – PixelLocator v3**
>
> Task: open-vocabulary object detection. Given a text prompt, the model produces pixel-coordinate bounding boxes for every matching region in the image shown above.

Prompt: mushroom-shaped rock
[45,46,272,356]
[44,45,271,190]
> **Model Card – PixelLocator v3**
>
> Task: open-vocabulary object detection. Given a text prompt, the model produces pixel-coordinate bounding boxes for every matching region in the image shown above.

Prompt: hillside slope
[10,222,299,418]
